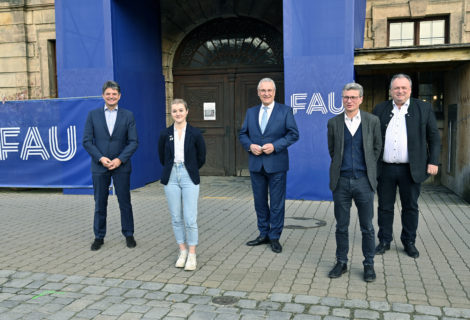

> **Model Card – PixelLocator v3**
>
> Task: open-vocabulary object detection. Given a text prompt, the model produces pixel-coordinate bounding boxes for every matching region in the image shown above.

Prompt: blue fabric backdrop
[0,98,101,188]
[284,0,365,200]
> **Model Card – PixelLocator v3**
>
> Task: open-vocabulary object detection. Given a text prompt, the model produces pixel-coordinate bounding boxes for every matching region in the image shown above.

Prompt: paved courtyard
[0,176,469,319]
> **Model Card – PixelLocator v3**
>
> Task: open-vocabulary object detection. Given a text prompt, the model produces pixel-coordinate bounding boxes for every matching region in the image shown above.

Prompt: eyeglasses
[342,96,360,101]
[259,89,274,94]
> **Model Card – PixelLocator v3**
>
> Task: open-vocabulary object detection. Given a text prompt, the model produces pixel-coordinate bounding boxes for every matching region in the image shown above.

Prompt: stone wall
[442,63,470,202]
[0,0,55,101]
[364,0,470,48]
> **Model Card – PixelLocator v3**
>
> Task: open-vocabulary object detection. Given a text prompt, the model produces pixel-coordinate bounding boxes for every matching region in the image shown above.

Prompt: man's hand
[108,158,122,170]
[250,144,263,156]
[100,156,112,169]
[427,164,438,176]
[261,143,274,154]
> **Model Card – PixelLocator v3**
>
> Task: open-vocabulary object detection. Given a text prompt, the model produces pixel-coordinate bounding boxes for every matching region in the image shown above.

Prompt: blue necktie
[260,106,268,133]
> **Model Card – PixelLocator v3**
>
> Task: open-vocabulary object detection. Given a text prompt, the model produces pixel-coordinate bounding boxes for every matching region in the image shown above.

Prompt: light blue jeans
[164,163,199,246]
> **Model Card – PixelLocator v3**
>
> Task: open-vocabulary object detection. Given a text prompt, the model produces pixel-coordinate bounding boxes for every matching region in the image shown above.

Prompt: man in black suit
[83,81,139,251]
[373,74,441,258]
[327,82,382,282]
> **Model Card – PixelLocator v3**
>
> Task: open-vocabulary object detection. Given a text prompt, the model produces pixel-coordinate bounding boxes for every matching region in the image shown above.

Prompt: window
[388,17,447,47]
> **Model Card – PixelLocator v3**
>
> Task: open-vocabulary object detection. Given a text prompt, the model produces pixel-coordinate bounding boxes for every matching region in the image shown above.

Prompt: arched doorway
[173,17,284,176]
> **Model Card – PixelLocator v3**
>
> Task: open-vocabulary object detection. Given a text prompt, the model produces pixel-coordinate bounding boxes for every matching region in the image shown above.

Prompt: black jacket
[373,98,441,183]
[158,123,206,185]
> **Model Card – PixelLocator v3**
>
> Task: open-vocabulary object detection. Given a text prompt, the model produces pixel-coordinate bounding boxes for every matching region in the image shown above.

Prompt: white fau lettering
[0,126,77,161]
[291,92,344,115]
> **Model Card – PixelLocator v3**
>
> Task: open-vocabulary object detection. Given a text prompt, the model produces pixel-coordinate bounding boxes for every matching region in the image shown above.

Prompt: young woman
[158,99,206,271]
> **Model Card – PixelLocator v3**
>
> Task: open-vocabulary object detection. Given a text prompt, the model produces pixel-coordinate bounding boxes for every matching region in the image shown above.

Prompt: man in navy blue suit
[83,81,139,251]
[239,78,299,253]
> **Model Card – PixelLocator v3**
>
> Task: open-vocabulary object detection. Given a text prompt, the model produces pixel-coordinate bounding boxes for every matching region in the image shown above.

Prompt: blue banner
[0,97,101,188]
[284,0,364,200]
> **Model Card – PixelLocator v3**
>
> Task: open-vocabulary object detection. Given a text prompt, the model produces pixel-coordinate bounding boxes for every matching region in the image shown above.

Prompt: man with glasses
[373,74,440,258]
[239,78,299,253]
[327,82,382,282]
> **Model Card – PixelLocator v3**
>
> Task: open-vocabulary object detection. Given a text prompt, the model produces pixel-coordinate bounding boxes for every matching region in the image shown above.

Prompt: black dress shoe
[126,236,137,248]
[404,243,419,258]
[375,242,390,255]
[270,239,282,253]
[91,239,104,251]
[363,265,376,282]
[328,262,347,278]
[246,236,270,246]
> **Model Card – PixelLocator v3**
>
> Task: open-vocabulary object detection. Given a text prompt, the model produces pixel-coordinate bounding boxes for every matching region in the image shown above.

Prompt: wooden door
[174,74,231,176]
[174,71,284,176]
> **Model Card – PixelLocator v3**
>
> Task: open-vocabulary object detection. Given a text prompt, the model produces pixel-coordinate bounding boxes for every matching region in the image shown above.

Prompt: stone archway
[172,17,284,176]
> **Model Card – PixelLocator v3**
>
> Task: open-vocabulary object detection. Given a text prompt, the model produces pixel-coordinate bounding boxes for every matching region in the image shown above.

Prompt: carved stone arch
[174,17,283,70]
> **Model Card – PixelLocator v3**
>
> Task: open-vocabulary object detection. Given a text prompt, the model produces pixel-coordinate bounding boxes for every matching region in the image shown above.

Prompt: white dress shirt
[173,125,186,163]
[344,110,361,136]
[383,100,409,163]
[258,102,275,127]
[104,105,118,135]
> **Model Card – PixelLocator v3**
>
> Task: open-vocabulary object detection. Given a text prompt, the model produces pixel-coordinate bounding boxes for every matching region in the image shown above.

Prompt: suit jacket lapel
[405,99,416,133]
[184,124,192,156]
[168,125,175,160]
[337,113,345,159]
[100,107,111,138]
[111,108,124,137]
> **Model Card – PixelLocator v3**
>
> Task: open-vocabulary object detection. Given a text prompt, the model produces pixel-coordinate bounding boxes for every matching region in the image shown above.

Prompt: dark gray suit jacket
[327,111,382,192]
[373,98,441,184]
[83,106,138,174]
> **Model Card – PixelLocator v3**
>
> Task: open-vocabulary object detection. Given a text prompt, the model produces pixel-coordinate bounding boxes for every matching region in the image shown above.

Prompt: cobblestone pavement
[0,177,469,319]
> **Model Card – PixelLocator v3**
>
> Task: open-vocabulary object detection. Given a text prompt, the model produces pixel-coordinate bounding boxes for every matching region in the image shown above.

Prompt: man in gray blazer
[327,82,382,282]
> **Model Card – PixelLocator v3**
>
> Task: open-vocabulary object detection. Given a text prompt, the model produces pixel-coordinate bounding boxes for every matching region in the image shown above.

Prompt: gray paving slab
[0,177,469,318]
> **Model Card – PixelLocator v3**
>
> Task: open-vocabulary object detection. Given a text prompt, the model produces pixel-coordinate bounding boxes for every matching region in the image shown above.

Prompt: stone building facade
[0,0,469,201]
[0,0,56,101]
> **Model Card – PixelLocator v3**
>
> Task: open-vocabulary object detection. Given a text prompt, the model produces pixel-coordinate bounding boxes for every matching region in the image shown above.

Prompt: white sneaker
[184,253,197,271]
[175,250,188,268]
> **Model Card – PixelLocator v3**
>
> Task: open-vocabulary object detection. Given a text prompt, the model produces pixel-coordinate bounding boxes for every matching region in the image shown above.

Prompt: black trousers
[377,163,421,245]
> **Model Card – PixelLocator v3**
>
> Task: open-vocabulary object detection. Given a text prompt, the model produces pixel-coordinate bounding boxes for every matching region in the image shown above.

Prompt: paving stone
[332,307,350,318]
[129,305,152,313]
[413,316,439,320]
[282,303,305,313]
[270,293,293,302]
[124,289,148,298]
[188,295,212,304]
[354,309,380,319]
[266,311,292,320]
[308,305,330,315]
[215,314,240,320]
[224,291,247,298]
[443,307,470,318]
[161,284,186,294]
[144,306,170,318]
[102,303,131,316]
[141,282,165,291]
[120,280,143,289]
[75,309,102,319]
[292,315,322,320]
[369,300,391,311]
[382,312,411,320]
[205,288,222,296]
[294,295,321,305]
[165,293,189,302]
[188,311,217,320]
[81,286,109,295]
[321,297,343,307]
[258,301,281,310]
[183,286,206,295]
[0,270,15,277]
[415,305,442,316]
[4,279,33,288]
[391,303,414,313]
